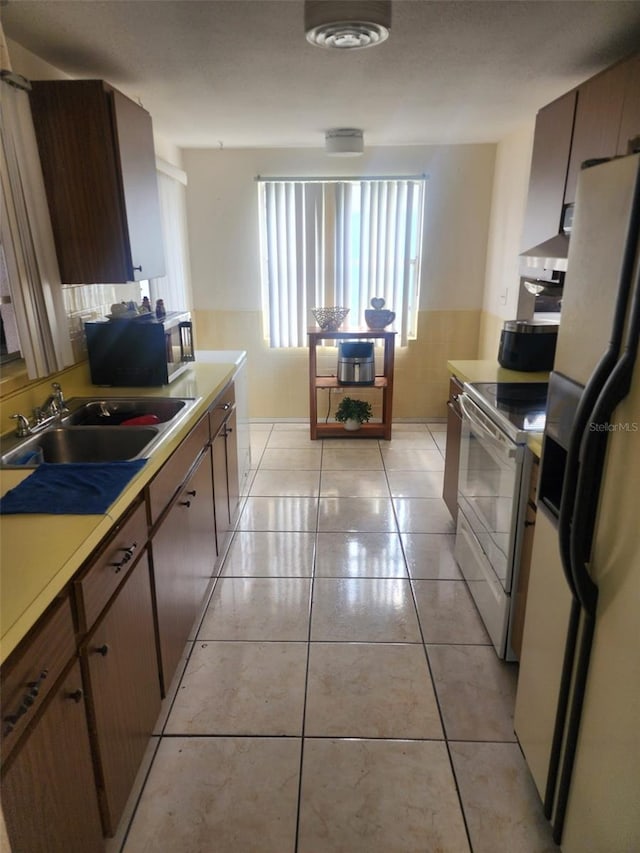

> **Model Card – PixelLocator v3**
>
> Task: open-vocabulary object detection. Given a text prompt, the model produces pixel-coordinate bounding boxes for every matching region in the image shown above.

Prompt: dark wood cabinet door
[1,661,104,853]
[82,552,160,836]
[565,60,630,204]
[212,426,231,555]
[152,449,216,692]
[520,91,576,253]
[29,79,164,284]
[617,53,640,155]
[443,376,464,522]
[225,410,240,527]
[111,88,165,281]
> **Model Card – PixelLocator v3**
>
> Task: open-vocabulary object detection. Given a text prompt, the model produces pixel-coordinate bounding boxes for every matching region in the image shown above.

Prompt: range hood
[519,203,574,274]
[520,233,569,272]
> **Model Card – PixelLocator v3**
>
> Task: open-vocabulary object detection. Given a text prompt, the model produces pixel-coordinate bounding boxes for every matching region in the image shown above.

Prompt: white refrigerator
[514,153,640,852]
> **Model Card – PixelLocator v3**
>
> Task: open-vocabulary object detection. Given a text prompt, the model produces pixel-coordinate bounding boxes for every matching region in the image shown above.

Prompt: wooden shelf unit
[308,328,396,440]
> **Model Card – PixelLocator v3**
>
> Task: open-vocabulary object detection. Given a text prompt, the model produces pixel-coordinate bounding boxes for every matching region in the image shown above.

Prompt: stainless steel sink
[61,397,190,426]
[0,396,199,468]
[1,426,160,466]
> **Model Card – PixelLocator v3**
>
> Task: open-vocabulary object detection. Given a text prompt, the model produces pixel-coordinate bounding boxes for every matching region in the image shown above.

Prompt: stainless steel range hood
[520,233,569,272]
[519,204,574,274]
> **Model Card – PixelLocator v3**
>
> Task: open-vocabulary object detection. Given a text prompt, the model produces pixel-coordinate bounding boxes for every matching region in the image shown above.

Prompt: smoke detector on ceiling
[325,128,364,156]
[305,1,391,49]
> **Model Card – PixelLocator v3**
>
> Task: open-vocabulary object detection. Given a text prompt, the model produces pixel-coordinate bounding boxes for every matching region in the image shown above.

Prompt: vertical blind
[258,177,425,347]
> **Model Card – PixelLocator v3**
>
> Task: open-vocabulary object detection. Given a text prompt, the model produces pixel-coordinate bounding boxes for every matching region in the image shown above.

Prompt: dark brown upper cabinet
[29,79,165,284]
[564,59,632,204]
[520,90,577,253]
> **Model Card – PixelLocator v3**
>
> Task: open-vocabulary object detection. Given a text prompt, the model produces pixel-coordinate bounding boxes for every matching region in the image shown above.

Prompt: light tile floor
[118,422,559,853]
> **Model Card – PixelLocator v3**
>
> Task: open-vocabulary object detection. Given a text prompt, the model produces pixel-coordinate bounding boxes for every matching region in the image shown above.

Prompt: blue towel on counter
[0,460,147,515]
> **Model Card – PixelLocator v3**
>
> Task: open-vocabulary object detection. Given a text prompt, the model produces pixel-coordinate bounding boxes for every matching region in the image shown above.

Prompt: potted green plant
[335,396,373,431]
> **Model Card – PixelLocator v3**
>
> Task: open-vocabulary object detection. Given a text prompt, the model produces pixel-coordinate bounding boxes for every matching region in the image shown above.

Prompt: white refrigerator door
[561,365,640,852]
[554,155,640,385]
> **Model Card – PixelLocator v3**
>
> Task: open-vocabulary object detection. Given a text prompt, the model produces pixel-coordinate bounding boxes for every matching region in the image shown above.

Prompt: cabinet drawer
[74,499,148,633]
[147,415,209,524]
[209,383,236,436]
[1,596,75,761]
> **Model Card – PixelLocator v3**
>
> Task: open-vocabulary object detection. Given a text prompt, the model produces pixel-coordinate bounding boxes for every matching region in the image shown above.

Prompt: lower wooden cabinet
[443,376,464,521]
[81,552,161,836]
[1,660,104,853]
[152,447,216,693]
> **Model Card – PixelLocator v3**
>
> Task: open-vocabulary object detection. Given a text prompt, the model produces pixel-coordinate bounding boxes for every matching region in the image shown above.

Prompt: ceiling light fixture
[305,1,391,50]
[325,128,364,156]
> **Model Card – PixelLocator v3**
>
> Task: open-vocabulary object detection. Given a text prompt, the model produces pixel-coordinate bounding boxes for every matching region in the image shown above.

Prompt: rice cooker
[498,320,559,372]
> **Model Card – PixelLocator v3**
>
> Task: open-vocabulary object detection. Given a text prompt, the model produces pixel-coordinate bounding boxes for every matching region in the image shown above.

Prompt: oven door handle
[458,393,514,453]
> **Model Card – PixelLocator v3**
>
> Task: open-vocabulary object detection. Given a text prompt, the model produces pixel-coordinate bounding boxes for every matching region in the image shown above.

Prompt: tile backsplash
[62,282,142,362]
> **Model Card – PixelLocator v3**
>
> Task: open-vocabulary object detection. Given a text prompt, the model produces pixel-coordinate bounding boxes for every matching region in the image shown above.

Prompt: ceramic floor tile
[321,447,384,470]
[165,641,307,735]
[272,422,309,431]
[450,741,559,853]
[123,737,300,853]
[305,643,443,739]
[433,432,447,452]
[318,497,396,532]
[237,496,318,531]
[311,578,421,642]
[384,434,439,451]
[413,580,491,644]
[386,470,443,498]
[265,431,318,448]
[259,447,322,470]
[393,497,456,533]
[315,531,407,578]
[106,737,160,853]
[381,447,445,471]
[297,739,470,853]
[392,423,429,432]
[320,469,390,497]
[322,437,381,449]
[250,422,275,431]
[428,644,517,741]
[401,533,462,579]
[426,421,447,432]
[153,643,193,735]
[249,468,320,497]
[198,578,311,640]
[220,531,315,577]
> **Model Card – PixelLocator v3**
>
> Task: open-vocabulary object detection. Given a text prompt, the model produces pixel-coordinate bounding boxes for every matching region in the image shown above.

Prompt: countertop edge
[0,358,242,664]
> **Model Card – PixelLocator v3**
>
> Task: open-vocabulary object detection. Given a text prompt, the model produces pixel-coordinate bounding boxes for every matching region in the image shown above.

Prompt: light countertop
[0,358,242,664]
[447,359,550,385]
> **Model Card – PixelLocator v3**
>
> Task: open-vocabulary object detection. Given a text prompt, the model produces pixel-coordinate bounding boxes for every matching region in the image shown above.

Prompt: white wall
[183,144,496,315]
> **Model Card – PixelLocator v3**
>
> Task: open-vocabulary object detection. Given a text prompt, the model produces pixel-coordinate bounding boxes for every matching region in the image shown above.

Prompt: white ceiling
[3,1,640,149]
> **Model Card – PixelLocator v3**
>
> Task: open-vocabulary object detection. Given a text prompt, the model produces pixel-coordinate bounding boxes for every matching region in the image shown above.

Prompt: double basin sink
[0,397,198,467]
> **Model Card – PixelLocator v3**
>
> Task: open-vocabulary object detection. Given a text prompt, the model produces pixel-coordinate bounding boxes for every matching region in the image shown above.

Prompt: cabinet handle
[133,265,142,272]
[225,426,234,435]
[110,541,138,572]
[3,670,48,734]
[67,689,84,704]
[95,644,109,657]
[524,520,536,528]
[219,402,231,411]
[179,500,192,508]
[186,489,196,497]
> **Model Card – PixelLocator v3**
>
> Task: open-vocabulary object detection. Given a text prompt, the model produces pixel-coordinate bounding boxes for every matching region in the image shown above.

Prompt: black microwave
[85,311,194,386]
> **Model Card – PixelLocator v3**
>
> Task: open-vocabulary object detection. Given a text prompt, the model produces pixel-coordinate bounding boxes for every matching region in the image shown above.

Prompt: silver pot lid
[502,319,559,334]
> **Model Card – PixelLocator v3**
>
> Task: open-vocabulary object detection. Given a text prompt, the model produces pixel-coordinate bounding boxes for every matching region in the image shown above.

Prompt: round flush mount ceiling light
[325,128,364,156]
[305,1,391,49]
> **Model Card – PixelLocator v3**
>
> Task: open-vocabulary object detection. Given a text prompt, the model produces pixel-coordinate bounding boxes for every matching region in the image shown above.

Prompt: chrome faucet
[11,382,69,437]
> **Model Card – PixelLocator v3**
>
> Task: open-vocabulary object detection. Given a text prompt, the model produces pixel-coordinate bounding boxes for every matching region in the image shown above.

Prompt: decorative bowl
[364,308,395,329]
[311,306,350,330]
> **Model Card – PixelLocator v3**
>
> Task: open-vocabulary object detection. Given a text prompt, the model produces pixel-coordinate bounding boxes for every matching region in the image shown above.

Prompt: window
[258,177,425,347]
